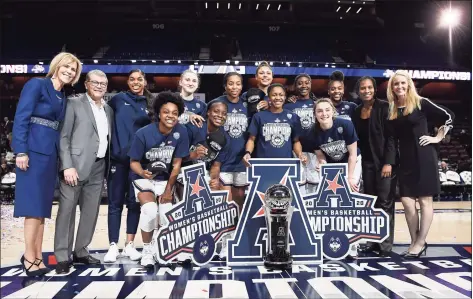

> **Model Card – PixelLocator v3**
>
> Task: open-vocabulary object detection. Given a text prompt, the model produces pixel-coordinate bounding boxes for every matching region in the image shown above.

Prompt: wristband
[245,151,252,156]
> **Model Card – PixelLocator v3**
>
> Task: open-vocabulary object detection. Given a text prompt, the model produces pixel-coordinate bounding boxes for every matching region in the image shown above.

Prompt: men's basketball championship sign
[154,163,239,265]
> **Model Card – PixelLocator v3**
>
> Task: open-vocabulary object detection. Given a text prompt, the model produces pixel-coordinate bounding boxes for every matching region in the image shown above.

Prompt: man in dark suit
[54,70,113,274]
[352,76,397,257]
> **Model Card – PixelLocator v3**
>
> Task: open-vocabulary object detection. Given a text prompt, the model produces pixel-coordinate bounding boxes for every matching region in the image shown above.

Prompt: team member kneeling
[128,92,189,267]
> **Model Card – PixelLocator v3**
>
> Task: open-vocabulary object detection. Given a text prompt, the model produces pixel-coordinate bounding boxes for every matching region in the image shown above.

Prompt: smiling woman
[11,52,82,277]
[104,69,152,264]
[244,83,306,164]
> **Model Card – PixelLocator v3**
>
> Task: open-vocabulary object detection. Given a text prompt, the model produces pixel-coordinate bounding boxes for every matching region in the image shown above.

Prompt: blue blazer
[12,78,66,156]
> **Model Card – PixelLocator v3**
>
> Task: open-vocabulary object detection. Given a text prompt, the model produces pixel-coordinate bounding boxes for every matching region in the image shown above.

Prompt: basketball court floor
[0,201,471,298]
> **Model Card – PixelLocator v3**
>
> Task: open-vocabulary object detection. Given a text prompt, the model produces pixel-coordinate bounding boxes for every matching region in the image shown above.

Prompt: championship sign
[227,158,322,265]
[154,163,239,265]
[304,163,390,260]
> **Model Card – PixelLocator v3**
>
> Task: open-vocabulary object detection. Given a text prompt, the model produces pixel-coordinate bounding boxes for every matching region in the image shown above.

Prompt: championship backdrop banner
[1,64,470,81]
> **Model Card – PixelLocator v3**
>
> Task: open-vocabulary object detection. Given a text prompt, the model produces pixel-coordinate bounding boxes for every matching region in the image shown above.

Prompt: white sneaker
[122,241,142,261]
[140,243,155,267]
[104,243,120,263]
[347,243,360,258]
[218,233,233,259]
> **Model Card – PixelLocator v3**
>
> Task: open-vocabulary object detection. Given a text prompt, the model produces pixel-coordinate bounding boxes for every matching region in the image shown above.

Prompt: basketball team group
[10,52,454,276]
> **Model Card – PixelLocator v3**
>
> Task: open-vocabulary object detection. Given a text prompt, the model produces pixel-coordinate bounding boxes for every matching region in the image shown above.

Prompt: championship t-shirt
[179,98,207,125]
[334,100,357,122]
[308,117,359,163]
[284,98,315,150]
[208,95,249,172]
[248,109,302,159]
[185,121,231,167]
[128,123,189,180]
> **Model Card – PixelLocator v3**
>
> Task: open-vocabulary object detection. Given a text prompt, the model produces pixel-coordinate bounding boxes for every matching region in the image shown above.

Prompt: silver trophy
[263,184,294,270]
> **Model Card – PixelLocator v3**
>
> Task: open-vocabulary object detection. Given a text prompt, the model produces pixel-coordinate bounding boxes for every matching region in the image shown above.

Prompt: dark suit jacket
[353,99,396,170]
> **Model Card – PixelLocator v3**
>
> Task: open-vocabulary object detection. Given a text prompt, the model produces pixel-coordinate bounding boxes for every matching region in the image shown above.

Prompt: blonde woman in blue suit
[12,52,82,276]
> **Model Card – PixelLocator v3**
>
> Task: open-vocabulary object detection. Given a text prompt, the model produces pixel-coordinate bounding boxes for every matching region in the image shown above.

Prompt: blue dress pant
[107,161,140,244]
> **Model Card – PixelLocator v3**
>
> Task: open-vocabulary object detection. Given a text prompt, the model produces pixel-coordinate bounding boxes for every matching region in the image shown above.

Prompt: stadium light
[336,6,340,12]
[256,3,259,10]
[267,4,270,10]
[346,7,351,13]
[269,61,274,66]
[356,7,362,13]
[205,2,207,9]
[278,4,281,10]
[131,60,136,63]
[440,7,461,28]
[217,2,219,9]
[93,60,98,63]
[177,60,181,63]
[254,62,258,66]
[228,3,230,9]
[239,3,241,9]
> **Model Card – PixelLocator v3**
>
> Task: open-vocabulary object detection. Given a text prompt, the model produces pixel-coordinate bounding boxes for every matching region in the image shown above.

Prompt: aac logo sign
[304,163,389,260]
[227,158,322,265]
[154,163,239,266]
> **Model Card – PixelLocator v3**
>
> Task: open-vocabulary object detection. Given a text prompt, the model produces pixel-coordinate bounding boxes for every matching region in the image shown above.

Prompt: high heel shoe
[404,243,428,259]
[35,258,52,274]
[20,256,45,277]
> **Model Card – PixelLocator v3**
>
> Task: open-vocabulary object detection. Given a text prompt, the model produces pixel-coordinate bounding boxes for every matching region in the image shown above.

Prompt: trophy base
[264,254,293,270]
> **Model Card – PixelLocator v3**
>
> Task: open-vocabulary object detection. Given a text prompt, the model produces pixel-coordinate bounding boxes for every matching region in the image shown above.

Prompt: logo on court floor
[304,163,390,260]
[154,163,239,265]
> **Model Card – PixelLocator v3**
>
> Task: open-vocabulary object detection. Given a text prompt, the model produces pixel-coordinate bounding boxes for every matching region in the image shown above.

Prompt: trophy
[263,184,294,270]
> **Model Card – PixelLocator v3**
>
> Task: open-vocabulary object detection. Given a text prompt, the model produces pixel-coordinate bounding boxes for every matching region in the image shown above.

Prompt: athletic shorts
[219,171,248,187]
[132,179,167,202]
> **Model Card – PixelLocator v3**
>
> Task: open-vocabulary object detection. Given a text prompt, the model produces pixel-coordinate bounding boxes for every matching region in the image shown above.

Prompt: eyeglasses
[87,80,108,88]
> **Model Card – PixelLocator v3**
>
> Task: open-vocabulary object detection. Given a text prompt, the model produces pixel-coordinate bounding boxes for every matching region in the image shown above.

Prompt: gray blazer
[59,94,113,181]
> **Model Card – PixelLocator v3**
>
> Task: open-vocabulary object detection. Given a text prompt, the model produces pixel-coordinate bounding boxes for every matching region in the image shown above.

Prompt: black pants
[362,161,397,252]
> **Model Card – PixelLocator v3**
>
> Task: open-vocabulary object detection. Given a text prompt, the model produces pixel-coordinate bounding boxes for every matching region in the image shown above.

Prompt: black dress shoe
[20,256,45,277]
[55,261,72,274]
[35,259,52,275]
[378,250,391,257]
[359,244,378,254]
[73,254,100,265]
[404,243,428,259]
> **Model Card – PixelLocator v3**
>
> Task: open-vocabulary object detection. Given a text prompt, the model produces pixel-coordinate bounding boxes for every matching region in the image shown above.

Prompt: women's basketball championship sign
[157,159,389,266]
[153,163,239,266]
[227,159,390,265]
